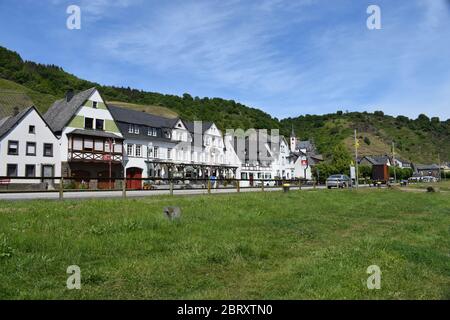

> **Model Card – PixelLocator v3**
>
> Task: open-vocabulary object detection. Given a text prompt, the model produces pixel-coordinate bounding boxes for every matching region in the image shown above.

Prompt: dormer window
[85,117,94,130]
[96,119,104,131]
[128,124,139,134]
[148,128,157,137]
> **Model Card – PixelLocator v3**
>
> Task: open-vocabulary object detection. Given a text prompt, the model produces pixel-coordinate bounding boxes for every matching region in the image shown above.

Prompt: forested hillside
[1,46,449,163]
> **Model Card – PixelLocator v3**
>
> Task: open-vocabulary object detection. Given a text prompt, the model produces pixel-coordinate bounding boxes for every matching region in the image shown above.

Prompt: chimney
[13,107,19,116]
[66,89,74,102]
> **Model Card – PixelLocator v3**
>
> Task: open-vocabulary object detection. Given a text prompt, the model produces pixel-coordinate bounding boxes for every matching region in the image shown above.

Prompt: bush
[389,167,413,180]
[364,137,371,145]
[358,165,372,179]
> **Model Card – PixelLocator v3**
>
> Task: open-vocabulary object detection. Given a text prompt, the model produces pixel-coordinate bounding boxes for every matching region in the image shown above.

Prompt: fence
[0,176,317,199]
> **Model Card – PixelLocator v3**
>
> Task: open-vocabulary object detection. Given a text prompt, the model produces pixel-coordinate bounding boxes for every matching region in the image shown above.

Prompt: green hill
[0,45,449,164]
[281,111,450,163]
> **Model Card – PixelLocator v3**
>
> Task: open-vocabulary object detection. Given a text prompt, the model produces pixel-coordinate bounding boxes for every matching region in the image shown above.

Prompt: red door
[126,168,143,190]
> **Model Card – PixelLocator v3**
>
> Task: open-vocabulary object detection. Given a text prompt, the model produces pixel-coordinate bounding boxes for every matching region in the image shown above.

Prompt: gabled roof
[184,121,215,134]
[297,140,314,152]
[0,106,34,139]
[0,106,56,140]
[44,87,97,132]
[108,104,176,128]
[360,155,391,165]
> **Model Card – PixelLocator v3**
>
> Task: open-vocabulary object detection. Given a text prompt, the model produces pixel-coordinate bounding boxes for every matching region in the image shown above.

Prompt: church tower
[290,125,297,152]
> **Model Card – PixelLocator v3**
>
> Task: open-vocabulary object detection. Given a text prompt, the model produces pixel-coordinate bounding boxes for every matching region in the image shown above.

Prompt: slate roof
[297,140,316,153]
[359,155,391,165]
[184,121,214,134]
[108,104,178,129]
[415,164,440,170]
[44,87,97,133]
[0,106,34,139]
[68,129,124,140]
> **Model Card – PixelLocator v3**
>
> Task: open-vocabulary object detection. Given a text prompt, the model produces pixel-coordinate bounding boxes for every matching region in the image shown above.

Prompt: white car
[422,176,437,183]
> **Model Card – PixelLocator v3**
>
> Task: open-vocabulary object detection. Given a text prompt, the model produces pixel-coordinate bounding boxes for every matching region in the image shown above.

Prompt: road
[0,185,343,201]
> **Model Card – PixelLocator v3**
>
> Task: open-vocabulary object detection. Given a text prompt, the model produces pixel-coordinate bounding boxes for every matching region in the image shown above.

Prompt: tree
[331,144,352,172]
[359,165,372,179]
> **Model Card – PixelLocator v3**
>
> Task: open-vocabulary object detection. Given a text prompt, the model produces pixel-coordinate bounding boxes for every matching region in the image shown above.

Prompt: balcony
[68,129,124,163]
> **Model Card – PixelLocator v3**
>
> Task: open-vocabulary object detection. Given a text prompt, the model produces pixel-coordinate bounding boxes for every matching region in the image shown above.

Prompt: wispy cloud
[6,0,449,120]
[99,0,316,94]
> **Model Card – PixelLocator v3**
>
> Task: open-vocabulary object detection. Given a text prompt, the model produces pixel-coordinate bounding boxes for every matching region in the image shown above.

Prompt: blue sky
[0,0,449,120]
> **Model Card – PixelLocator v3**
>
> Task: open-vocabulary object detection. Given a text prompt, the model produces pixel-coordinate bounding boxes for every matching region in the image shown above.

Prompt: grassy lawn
[407,181,450,192]
[0,189,449,300]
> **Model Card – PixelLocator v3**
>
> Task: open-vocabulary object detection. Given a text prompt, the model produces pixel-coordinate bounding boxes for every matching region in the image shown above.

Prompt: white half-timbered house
[44,88,124,189]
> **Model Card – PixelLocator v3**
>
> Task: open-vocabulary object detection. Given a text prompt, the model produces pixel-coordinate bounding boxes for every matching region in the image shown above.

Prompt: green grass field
[0,188,449,300]
[407,181,450,192]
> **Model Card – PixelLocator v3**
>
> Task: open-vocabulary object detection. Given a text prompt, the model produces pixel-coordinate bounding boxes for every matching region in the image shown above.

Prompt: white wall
[124,138,176,178]
[0,109,60,183]
[60,89,122,164]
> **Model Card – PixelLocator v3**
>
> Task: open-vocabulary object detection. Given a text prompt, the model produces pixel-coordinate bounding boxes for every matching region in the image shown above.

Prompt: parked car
[408,176,421,183]
[254,180,276,187]
[422,176,437,183]
[326,174,351,189]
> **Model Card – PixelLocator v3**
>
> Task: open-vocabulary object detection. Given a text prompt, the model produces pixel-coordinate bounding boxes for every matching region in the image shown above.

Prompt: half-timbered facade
[44,88,124,188]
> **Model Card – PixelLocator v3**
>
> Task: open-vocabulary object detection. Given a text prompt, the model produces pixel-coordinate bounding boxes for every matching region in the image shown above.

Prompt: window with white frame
[136,145,142,157]
[127,144,134,156]
[167,148,172,159]
[147,128,157,137]
[154,147,159,159]
[128,124,134,134]
[148,146,154,158]
[134,125,139,134]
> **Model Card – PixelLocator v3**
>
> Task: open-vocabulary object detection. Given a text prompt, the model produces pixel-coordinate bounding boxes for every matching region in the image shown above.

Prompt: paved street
[0,185,340,201]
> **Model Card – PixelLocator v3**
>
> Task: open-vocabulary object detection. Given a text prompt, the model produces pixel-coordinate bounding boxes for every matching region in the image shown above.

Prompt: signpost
[354,130,360,189]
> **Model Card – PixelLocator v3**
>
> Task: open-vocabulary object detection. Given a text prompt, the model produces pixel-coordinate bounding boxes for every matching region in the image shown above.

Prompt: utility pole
[392,141,397,183]
[438,153,441,181]
[354,129,359,189]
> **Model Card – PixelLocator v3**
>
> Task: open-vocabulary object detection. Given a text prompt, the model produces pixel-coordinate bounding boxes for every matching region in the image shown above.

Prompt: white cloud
[91,0,450,119]
[99,0,315,94]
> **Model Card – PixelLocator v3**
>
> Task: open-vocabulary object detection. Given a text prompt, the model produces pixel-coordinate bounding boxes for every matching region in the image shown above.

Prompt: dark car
[326,174,351,189]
